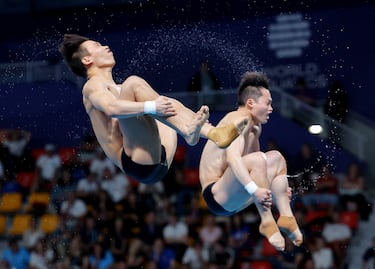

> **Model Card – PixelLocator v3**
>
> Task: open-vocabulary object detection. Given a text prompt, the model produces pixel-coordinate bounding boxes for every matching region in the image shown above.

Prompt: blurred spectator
[88,242,114,269]
[80,215,100,252]
[76,171,100,206]
[29,240,54,269]
[0,158,15,193]
[109,217,129,266]
[0,128,32,177]
[0,259,10,268]
[174,169,197,217]
[339,162,372,220]
[138,177,170,225]
[322,211,351,266]
[162,161,193,218]
[226,214,252,259]
[51,167,78,213]
[277,239,305,269]
[188,60,221,107]
[78,131,100,165]
[0,159,4,188]
[292,143,321,174]
[48,219,72,266]
[208,239,235,269]
[322,211,351,243]
[153,194,171,225]
[34,143,62,192]
[68,234,84,268]
[149,238,177,269]
[311,235,335,269]
[139,211,164,247]
[138,180,165,212]
[65,151,88,182]
[92,190,116,230]
[1,237,30,269]
[290,142,322,195]
[301,164,339,210]
[22,217,45,250]
[100,167,130,204]
[80,255,91,269]
[297,254,315,269]
[362,236,375,269]
[185,195,206,240]
[60,191,87,224]
[89,147,116,179]
[315,163,338,190]
[122,191,146,237]
[162,213,189,262]
[127,239,147,269]
[181,239,206,269]
[339,162,365,195]
[163,162,185,198]
[199,215,223,254]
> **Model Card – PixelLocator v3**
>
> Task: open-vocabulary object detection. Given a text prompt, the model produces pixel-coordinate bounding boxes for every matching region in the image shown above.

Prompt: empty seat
[0,192,22,213]
[16,171,37,189]
[31,148,46,160]
[1,182,21,193]
[250,260,273,269]
[58,147,77,165]
[183,168,200,187]
[305,210,329,223]
[340,211,359,230]
[26,192,50,213]
[305,210,330,232]
[9,214,32,235]
[198,192,208,210]
[0,215,7,235]
[173,145,187,164]
[260,237,279,257]
[40,214,59,234]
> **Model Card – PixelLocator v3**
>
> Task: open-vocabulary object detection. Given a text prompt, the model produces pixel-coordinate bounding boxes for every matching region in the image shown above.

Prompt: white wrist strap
[245,181,258,195]
[144,101,156,114]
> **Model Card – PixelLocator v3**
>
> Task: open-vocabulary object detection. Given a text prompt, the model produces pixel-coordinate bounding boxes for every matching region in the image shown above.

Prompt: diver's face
[251,88,273,124]
[81,40,115,68]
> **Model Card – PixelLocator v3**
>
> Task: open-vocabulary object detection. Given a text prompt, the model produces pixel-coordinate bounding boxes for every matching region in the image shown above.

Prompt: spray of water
[119,23,261,84]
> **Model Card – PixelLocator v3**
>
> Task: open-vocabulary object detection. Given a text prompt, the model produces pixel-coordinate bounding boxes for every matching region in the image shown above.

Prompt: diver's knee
[266,150,287,174]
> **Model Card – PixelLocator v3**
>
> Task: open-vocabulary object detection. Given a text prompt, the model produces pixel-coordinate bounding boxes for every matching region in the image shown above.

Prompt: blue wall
[0,81,89,147]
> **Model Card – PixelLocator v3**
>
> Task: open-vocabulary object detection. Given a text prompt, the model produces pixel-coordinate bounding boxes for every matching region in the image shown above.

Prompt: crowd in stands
[0,127,372,269]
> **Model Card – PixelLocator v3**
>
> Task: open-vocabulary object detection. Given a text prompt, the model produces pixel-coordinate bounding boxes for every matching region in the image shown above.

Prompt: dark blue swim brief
[202,182,236,216]
[121,145,168,184]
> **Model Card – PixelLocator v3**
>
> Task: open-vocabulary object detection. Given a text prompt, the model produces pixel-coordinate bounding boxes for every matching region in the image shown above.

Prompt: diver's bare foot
[185,106,210,146]
[259,220,285,251]
[207,117,248,148]
[277,216,303,246]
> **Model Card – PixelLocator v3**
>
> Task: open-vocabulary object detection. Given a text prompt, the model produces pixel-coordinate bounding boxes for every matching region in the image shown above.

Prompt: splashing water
[118,23,261,85]
[289,139,342,196]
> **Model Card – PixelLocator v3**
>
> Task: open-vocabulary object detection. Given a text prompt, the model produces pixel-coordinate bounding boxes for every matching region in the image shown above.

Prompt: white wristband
[144,101,156,114]
[245,181,258,195]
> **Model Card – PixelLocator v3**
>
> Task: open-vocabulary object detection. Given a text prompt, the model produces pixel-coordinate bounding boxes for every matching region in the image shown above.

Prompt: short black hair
[58,34,90,78]
[237,71,269,106]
